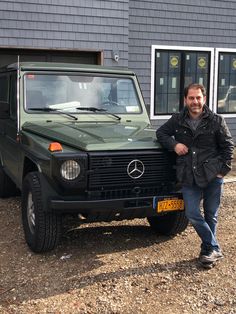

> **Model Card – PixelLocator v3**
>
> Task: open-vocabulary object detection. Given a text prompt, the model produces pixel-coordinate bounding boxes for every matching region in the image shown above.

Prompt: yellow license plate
[156,198,184,213]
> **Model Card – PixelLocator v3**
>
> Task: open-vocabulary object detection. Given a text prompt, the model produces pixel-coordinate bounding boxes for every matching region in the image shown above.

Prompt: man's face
[184,88,206,116]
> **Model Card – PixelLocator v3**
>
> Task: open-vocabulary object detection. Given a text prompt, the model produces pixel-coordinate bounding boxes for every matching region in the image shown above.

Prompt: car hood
[22,121,161,151]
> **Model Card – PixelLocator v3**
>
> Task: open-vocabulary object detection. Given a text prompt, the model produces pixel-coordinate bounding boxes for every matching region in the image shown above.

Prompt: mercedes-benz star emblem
[127,159,145,179]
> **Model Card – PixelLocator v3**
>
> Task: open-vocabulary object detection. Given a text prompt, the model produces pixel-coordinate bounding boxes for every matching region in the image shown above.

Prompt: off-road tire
[147,211,188,236]
[22,172,62,253]
[0,164,18,198]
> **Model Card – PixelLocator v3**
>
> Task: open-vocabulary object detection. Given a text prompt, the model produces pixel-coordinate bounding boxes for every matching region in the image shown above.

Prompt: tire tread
[147,211,188,236]
[22,172,61,253]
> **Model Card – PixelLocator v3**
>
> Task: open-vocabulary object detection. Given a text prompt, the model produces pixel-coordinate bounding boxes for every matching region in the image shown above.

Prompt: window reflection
[217,52,236,113]
[24,74,142,115]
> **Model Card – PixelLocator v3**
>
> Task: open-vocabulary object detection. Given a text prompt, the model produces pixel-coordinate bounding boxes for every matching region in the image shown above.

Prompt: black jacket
[156,106,235,187]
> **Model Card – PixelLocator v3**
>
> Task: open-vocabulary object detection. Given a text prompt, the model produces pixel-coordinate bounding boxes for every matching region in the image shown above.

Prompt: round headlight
[60,160,81,180]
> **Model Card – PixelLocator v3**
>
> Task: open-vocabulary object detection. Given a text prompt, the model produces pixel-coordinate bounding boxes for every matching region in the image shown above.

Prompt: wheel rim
[27,191,35,234]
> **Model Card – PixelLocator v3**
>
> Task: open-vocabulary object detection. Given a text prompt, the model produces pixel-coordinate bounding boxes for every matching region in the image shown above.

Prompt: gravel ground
[0,182,236,314]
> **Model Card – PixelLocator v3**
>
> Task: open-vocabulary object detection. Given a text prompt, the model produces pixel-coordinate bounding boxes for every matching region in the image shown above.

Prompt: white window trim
[150,45,215,120]
[214,48,236,118]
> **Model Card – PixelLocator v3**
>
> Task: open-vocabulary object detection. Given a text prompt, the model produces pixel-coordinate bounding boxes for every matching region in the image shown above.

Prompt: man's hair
[184,83,206,98]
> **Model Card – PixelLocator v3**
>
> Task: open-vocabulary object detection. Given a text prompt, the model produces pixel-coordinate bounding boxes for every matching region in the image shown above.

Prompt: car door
[0,72,20,185]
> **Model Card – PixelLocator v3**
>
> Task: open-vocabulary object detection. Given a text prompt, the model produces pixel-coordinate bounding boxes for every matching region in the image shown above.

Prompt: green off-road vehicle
[0,62,188,252]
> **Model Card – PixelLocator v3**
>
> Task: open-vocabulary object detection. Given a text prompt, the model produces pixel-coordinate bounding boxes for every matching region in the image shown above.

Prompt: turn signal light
[48,142,63,152]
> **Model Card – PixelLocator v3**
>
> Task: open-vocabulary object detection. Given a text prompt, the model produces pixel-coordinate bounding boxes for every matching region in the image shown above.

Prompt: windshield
[24,73,142,115]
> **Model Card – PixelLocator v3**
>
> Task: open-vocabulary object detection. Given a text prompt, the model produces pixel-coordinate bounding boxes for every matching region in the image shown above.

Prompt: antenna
[16,55,20,138]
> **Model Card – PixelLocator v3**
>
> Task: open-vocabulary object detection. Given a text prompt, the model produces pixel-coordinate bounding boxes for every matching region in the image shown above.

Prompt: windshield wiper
[76,107,121,121]
[28,107,78,120]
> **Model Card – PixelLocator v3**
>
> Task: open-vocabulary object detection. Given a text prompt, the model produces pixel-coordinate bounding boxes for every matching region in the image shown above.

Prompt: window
[0,74,10,119]
[0,75,9,102]
[24,73,142,115]
[151,46,214,119]
[10,73,17,119]
[215,49,236,115]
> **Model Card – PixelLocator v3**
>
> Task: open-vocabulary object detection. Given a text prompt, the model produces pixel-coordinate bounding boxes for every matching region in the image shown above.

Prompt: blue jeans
[182,177,224,254]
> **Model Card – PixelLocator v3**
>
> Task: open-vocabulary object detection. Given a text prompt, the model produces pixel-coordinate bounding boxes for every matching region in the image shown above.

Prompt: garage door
[0,48,101,68]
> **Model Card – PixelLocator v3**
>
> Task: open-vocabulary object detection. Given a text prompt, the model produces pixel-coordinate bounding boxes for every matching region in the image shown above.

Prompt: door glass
[10,74,17,119]
[0,75,8,102]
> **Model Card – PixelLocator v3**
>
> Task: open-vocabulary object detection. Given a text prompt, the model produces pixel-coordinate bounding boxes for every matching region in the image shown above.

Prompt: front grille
[88,150,176,194]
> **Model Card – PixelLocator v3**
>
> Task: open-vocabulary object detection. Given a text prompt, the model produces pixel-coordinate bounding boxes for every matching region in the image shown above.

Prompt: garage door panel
[0,49,99,68]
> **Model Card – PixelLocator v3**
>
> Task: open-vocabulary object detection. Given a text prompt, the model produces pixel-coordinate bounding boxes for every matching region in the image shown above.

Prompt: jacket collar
[180,105,214,122]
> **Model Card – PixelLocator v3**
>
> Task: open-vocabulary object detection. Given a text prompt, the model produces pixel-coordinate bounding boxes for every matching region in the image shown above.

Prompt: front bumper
[49,193,183,222]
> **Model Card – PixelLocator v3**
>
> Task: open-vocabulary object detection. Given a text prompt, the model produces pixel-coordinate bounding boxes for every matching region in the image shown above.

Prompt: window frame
[150,45,214,120]
[214,48,236,118]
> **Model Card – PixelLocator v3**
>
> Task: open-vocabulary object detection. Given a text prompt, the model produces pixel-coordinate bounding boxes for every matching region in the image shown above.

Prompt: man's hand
[174,143,189,156]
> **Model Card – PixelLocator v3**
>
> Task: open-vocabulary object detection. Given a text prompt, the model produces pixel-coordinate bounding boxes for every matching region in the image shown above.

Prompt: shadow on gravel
[74,257,206,290]
[61,223,171,252]
[54,223,175,274]
[1,178,235,310]
[0,221,177,305]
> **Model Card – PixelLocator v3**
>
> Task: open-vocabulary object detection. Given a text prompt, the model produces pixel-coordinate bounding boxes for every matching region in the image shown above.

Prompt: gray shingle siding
[128,0,236,140]
[224,119,236,142]
[0,0,129,66]
[0,0,236,140]
[129,0,236,99]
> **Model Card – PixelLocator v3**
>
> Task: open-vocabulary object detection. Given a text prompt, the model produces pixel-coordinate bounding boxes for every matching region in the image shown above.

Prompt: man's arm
[156,115,189,155]
[156,115,178,151]
[216,116,235,176]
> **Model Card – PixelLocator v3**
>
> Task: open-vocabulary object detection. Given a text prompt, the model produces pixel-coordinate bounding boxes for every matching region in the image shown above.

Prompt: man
[156,83,234,268]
